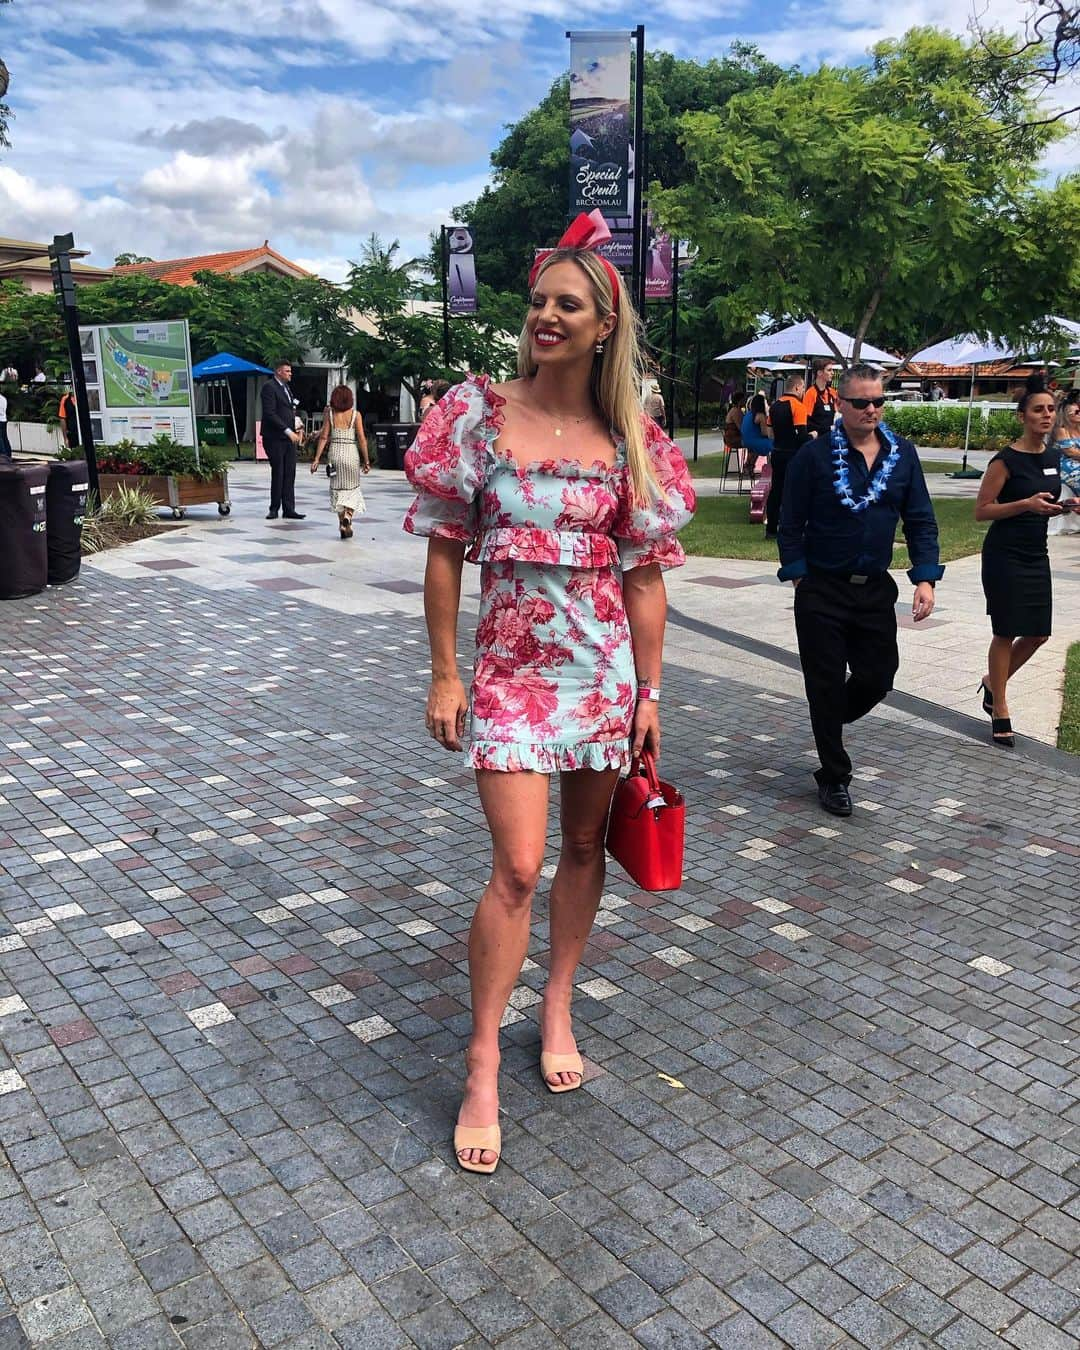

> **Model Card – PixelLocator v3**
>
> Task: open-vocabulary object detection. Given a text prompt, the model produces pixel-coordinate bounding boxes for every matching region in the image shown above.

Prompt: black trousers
[265,439,296,514]
[765,448,795,535]
[793,571,899,786]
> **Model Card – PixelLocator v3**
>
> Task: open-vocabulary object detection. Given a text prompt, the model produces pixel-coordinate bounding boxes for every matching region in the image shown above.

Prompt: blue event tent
[191,352,272,445]
[191,352,272,379]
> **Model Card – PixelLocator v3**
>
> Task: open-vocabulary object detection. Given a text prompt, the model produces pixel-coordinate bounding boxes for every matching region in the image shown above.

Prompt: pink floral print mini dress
[404,374,696,772]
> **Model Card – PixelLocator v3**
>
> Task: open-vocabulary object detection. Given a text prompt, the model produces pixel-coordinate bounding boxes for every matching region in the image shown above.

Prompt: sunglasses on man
[840,395,887,409]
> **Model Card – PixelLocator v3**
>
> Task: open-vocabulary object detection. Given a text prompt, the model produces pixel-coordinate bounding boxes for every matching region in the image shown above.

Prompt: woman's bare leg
[986,634,1050,722]
[541,767,621,1088]
[457,769,549,1165]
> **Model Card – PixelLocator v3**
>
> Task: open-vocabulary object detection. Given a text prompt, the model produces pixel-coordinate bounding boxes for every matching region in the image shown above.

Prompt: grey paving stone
[0,1315,29,1350]
[0,568,1077,1350]
[15,1285,93,1343]
[177,1311,255,1349]
[833,1294,909,1348]
[399,1302,477,1350]
[768,1299,850,1349]
[1008,1272,1080,1325]
[459,1284,534,1341]
[244,1290,316,1347]
[334,1308,414,1348]
[593,1272,666,1328]
[710,1311,786,1348]
[633,1307,713,1349]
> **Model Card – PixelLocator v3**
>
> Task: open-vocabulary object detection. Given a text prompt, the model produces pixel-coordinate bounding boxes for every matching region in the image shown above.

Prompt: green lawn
[678,495,989,566]
[1059,642,1080,754]
[689,457,964,479]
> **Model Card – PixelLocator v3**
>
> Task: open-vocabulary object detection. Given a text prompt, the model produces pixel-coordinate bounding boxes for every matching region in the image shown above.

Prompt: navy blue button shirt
[777,426,945,584]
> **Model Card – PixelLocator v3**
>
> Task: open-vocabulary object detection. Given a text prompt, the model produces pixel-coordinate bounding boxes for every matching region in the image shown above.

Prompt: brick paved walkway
[1,550,1078,1346]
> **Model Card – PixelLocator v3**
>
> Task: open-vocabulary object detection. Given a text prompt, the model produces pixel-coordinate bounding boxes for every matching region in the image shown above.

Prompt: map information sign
[79,320,196,446]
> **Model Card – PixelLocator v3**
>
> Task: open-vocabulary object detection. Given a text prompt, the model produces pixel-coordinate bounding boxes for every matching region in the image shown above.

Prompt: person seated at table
[741,393,773,473]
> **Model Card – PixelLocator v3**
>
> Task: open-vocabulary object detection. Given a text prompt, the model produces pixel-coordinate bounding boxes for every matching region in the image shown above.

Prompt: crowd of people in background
[708,363,1076,760]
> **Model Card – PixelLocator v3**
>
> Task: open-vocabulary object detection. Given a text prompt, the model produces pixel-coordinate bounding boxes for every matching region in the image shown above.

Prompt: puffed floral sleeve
[613,415,697,570]
[403,378,487,544]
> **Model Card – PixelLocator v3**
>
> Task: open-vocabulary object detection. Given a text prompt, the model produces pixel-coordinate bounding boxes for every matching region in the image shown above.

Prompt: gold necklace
[524,384,592,438]
[550,410,590,438]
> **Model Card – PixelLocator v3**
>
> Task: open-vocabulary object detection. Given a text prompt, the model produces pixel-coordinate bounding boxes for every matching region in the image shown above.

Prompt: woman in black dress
[975,376,1063,747]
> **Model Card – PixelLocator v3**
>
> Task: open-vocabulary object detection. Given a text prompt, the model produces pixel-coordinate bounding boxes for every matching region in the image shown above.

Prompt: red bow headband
[529,209,621,307]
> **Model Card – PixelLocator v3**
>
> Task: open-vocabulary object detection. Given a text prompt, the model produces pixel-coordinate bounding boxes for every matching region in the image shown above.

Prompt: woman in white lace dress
[311,384,370,538]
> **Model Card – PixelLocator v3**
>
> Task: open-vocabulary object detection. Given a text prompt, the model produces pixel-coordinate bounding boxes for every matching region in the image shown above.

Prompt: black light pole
[630,25,645,315]
[667,236,679,439]
[692,340,702,463]
[48,233,98,499]
[636,132,650,320]
[440,226,451,368]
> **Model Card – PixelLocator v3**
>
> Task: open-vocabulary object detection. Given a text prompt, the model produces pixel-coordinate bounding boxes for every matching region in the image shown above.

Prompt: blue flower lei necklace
[831,420,901,513]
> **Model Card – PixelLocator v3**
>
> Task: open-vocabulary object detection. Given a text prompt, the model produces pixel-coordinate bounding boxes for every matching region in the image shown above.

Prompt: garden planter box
[98,470,231,519]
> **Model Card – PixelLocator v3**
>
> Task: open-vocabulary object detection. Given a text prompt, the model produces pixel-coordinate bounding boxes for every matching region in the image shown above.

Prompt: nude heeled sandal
[540,1051,584,1094]
[454,1123,501,1174]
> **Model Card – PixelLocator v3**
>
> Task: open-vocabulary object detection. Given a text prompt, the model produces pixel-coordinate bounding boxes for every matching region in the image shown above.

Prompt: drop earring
[595,341,605,354]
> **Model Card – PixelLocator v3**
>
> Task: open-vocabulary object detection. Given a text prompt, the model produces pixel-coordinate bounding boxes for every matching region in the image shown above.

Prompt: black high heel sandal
[978,681,993,717]
[991,717,1014,748]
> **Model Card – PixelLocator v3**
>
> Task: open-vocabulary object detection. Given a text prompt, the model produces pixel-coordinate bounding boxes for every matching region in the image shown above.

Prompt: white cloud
[0,167,82,223]
[1,0,1072,283]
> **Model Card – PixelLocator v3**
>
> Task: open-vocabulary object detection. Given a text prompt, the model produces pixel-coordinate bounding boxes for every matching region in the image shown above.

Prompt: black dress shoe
[817,782,853,817]
[266,511,278,520]
[282,511,306,520]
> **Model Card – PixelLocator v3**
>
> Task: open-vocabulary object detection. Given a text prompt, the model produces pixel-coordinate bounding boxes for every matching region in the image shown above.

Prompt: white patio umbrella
[714,319,899,366]
[908,334,1018,471]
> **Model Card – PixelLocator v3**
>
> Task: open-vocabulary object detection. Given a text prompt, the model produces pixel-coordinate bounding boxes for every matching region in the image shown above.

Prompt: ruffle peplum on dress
[403,374,696,772]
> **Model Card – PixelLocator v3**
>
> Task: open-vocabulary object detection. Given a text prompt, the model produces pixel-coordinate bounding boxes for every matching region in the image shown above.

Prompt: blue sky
[0,0,1071,281]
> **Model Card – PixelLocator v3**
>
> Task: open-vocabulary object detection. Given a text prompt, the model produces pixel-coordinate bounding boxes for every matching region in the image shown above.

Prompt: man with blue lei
[777,363,944,817]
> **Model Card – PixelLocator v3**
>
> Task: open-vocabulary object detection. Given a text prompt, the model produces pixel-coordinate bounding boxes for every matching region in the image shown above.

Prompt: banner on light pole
[645,216,673,300]
[446,226,478,316]
[569,32,631,215]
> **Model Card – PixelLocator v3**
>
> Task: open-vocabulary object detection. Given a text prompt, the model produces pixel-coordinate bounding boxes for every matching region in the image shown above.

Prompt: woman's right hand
[1026,492,1063,516]
[425,676,469,751]
[309,460,320,474]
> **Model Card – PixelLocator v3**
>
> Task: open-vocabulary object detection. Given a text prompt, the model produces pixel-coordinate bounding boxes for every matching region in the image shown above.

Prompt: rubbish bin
[374,424,397,471]
[46,459,89,585]
[393,423,421,471]
[0,461,49,600]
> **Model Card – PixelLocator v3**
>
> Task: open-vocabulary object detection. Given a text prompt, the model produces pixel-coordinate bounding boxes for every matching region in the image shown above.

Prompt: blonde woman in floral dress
[404,212,695,1174]
[311,384,369,538]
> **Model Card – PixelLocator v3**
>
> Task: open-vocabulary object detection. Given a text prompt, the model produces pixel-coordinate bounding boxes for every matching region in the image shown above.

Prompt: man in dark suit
[260,359,305,519]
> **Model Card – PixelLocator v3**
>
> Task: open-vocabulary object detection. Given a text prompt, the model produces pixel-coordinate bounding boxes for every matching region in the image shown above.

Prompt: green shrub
[61,435,228,480]
[138,435,229,481]
[884,404,1019,451]
[81,484,162,554]
[99,484,159,527]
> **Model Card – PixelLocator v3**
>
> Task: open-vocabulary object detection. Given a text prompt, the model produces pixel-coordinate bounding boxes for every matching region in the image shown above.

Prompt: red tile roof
[114,243,310,286]
[902,359,1029,380]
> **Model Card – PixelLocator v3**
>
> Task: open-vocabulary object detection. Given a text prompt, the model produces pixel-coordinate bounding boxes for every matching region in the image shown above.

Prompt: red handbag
[605,750,685,891]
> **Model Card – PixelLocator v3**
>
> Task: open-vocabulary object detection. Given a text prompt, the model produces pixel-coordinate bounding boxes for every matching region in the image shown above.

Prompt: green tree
[652,27,1080,361]
[0,280,66,372]
[112,252,154,266]
[0,270,333,376]
[313,235,517,402]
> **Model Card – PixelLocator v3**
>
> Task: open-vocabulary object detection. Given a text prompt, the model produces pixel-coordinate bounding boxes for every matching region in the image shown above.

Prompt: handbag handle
[629,749,663,800]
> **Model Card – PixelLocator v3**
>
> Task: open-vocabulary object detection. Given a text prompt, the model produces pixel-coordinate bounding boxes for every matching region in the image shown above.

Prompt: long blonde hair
[517,249,657,504]
[1053,389,1080,441]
